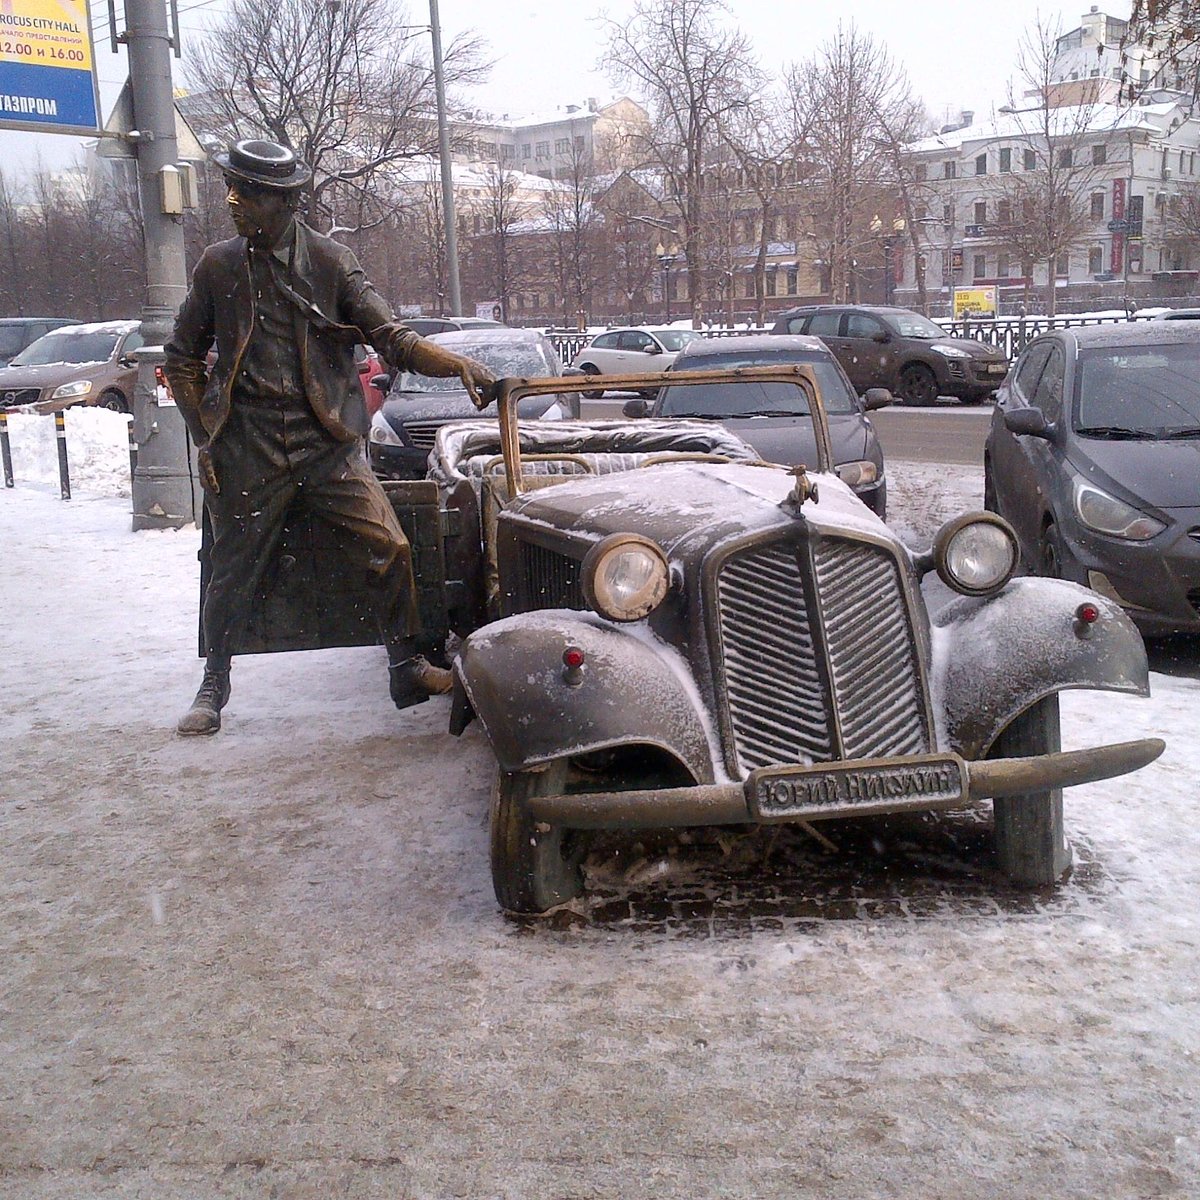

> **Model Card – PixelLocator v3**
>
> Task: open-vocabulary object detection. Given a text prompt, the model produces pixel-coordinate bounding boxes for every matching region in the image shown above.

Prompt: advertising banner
[952,286,998,319]
[0,0,100,135]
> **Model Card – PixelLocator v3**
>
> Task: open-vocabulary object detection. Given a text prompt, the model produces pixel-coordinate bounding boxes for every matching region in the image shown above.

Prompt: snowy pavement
[1,411,1198,1198]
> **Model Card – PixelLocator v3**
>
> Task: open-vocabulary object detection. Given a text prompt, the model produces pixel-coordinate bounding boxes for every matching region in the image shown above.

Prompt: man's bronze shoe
[389,655,453,710]
[177,668,231,736]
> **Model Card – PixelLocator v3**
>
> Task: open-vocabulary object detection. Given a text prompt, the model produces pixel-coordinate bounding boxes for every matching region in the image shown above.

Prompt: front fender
[932,577,1149,759]
[453,610,719,780]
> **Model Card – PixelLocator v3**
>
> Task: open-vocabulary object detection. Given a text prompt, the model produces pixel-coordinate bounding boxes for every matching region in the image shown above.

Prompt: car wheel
[1037,520,1064,578]
[988,694,1073,886]
[895,363,938,407]
[490,758,585,913]
[99,390,128,413]
[578,365,604,400]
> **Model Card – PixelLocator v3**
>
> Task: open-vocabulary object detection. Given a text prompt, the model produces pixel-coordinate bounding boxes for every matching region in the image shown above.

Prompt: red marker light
[563,646,586,669]
[1076,602,1100,624]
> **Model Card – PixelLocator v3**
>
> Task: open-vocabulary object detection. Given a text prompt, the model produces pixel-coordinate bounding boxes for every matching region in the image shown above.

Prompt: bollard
[0,410,12,488]
[55,410,71,500]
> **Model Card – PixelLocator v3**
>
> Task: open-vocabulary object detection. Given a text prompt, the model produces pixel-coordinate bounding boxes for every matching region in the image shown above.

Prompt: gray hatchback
[984,322,1200,635]
[622,334,890,517]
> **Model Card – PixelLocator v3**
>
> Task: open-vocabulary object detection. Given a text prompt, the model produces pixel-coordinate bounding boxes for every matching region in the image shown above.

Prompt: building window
[999,147,1012,173]
[997,198,1012,225]
[522,144,531,159]
[1092,143,1107,165]
[973,254,986,279]
[500,143,514,159]
[973,200,987,223]
[1088,246,1103,273]
[574,135,585,151]
[1024,148,1037,171]
[914,162,927,182]
[1090,192,1105,220]
[1057,147,1073,167]
[766,270,777,297]
[554,138,570,153]
[943,160,957,179]
[786,267,798,295]
[1056,253,1069,277]
[997,254,1009,278]
[535,141,549,157]
[975,152,987,175]
[943,202,954,225]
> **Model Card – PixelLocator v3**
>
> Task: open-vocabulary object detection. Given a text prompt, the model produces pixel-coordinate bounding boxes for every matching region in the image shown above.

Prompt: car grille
[0,387,42,408]
[517,541,585,610]
[403,419,446,449]
[716,534,929,773]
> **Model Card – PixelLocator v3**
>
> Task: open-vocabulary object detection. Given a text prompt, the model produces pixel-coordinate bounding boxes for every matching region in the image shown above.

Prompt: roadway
[580,395,995,468]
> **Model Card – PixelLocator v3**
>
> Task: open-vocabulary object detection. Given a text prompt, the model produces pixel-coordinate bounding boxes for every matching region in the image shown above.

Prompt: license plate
[985,363,1007,375]
[747,755,966,820]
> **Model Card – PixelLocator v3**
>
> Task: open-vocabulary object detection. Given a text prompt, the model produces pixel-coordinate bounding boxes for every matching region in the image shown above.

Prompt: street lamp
[655,241,679,323]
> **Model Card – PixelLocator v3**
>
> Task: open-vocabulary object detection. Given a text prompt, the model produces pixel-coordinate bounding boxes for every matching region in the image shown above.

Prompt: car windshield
[658,351,857,416]
[655,330,704,352]
[11,330,119,366]
[1074,344,1200,437]
[0,326,29,356]
[394,340,556,393]
[884,312,945,339]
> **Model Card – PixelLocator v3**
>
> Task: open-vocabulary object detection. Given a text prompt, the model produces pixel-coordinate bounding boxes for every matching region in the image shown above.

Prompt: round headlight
[933,513,1018,596]
[582,534,670,622]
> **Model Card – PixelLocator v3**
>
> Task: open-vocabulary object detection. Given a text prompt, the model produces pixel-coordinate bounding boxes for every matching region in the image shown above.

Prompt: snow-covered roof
[907,101,1187,154]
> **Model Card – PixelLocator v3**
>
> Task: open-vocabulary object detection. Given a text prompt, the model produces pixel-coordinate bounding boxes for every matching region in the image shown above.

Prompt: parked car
[400,315,504,336]
[0,320,142,413]
[570,326,705,396]
[356,343,386,417]
[1151,308,1200,321]
[368,328,577,480]
[622,334,891,517]
[202,363,1163,914]
[771,304,1009,406]
[0,316,81,367]
[984,322,1200,636]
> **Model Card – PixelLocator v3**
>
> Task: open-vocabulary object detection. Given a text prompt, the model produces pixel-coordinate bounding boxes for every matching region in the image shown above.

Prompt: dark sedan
[368,328,576,480]
[984,322,1200,635]
[622,334,890,517]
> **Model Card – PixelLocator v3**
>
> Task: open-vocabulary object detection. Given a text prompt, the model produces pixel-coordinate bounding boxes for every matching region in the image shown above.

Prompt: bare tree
[0,170,30,316]
[602,0,761,326]
[186,0,487,233]
[1123,1,1200,103]
[988,17,1121,316]
[539,139,601,327]
[783,26,903,305]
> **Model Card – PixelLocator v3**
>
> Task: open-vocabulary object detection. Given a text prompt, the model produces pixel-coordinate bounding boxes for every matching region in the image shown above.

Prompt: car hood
[1071,436,1200,509]
[0,361,101,389]
[507,460,892,564]
[383,390,559,424]
[711,414,869,468]
[929,337,1006,361]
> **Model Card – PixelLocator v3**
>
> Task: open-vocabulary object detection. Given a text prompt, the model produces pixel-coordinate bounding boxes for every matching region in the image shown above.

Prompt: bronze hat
[212,139,312,190]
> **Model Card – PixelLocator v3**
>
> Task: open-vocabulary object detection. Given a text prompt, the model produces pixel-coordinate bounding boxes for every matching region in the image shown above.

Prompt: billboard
[0,0,100,135]
[952,286,998,319]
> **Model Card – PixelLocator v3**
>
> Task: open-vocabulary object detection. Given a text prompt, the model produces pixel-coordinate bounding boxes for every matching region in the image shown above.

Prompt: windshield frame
[392,338,558,395]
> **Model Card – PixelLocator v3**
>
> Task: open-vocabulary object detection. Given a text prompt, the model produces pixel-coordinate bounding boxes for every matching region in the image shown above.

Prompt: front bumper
[524,740,1164,830]
[942,358,1007,399]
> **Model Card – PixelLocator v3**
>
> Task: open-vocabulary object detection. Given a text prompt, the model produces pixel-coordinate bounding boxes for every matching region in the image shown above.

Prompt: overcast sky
[1,0,1106,174]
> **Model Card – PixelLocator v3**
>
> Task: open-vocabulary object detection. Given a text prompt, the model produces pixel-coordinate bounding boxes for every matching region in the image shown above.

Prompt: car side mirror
[622,398,651,418]
[871,331,891,344]
[644,343,663,355]
[370,373,392,392]
[1004,407,1055,439]
[862,388,893,411]
[118,354,137,369]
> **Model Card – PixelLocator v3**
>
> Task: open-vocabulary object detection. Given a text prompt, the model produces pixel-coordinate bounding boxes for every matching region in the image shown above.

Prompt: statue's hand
[197,445,220,496]
[459,357,497,410]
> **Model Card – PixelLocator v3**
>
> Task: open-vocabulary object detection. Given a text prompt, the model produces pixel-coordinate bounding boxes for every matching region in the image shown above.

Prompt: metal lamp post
[656,243,679,323]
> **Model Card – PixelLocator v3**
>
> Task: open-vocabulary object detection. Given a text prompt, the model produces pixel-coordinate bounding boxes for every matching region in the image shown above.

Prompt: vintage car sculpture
[205,366,1164,915]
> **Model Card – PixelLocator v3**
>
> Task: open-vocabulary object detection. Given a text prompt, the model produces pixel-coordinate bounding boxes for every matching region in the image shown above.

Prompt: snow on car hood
[0,361,103,389]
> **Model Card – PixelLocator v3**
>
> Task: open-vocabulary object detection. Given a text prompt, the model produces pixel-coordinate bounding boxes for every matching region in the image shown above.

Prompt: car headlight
[931,345,971,359]
[51,379,92,400]
[368,410,403,447]
[582,533,670,622]
[834,460,879,488]
[1071,477,1165,541]
[933,513,1018,596]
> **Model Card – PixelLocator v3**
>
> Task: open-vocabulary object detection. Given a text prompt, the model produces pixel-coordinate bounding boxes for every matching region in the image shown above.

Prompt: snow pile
[3,407,133,498]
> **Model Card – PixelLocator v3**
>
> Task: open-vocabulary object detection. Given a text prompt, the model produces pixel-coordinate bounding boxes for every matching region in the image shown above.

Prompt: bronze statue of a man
[166,138,495,735]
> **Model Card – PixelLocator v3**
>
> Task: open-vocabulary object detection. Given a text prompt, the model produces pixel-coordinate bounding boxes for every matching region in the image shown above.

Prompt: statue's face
[225,176,290,242]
